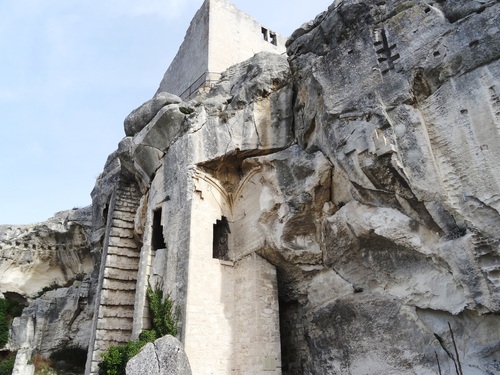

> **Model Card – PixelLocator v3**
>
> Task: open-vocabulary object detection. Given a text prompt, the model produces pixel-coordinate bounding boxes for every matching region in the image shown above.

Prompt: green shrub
[98,345,126,375]
[0,319,8,349]
[98,283,178,375]
[146,281,178,338]
[138,329,157,343]
[0,298,22,348]
[98,341,146,375]
[0,352,16,375]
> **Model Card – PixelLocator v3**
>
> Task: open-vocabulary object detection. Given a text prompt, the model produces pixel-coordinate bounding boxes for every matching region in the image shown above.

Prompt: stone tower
[85,1,285,374]
[157,0,286,99]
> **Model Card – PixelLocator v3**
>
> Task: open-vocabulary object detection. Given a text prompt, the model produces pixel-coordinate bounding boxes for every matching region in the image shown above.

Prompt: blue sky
[0,0,332,225]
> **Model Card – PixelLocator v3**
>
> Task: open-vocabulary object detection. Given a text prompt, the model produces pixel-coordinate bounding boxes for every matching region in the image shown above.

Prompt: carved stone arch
[193,169,233,216]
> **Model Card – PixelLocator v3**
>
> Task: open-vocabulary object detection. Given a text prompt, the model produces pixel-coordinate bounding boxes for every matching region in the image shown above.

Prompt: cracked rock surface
[126,335,191,375]
[281,0,500,373]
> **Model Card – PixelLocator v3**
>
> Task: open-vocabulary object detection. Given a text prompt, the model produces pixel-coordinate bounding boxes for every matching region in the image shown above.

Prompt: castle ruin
[87,1,286,373]
[2,0,500,374]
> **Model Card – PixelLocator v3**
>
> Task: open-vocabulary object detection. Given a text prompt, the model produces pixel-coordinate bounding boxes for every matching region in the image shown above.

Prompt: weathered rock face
[126,335,192,375]
[2,1,500,375]
[0,208,94,371]
[124,92,183,137]
[10,282,93,353]
[279,0,500,373]
[0,208,93,298]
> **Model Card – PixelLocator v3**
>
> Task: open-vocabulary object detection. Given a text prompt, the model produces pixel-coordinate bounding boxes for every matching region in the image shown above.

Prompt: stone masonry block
[101,289,136,305]
[105,254,140,270]
[98,305,135,318]
[104,267,138,281]
[107,246,140,258]
[102,278,138,291]
[97,317,133,331]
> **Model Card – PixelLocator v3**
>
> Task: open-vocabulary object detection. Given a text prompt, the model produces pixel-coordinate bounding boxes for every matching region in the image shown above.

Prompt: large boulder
[124,92,183,136]
[126,335,192,375]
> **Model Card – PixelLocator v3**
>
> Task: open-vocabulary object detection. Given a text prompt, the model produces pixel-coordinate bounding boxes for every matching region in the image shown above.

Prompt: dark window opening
[103,204,109,224]
[152,208,166,251]
[213,216,230,260]
[373,28,398,74]
[270,32,277,46]
[262,27,269,41]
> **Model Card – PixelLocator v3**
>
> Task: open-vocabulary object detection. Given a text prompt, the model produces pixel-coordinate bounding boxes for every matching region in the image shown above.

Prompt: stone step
[99,305,135,319]
[112,218,135,229]
[113,212,136,223]
[95,329,131,344]
[117,187,138,195]
[100,289,136,306]
[104,267,138,281]
[97,317,133,331]
[107,246,141,258]
[113,206,138,215]
[108,237,139,249]
[102,278,138,292]
[105,254,140,270]
[109,227,134,239]
[115,199,139,207]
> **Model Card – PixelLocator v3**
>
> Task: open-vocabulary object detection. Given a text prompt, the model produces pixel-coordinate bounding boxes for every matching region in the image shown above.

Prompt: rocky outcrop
[9,283,92,353]
[0,208,94,373]
[0,208,93,298]
[8,282,92,373]
[124,92,183,137]
[279,0,500,373]
[126,335,192,375]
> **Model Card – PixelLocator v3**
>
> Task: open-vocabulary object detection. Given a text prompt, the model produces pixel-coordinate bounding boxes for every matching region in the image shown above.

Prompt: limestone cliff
[2,0,500,374]
[0,208,93,298]
[280,0,500,373]
[0,208,94,373]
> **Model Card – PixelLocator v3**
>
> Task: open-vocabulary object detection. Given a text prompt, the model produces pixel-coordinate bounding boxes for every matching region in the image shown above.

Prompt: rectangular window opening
[152,208,166,251]
[270,32,277,46]
[213,216,230,260]
[261,27,269,41]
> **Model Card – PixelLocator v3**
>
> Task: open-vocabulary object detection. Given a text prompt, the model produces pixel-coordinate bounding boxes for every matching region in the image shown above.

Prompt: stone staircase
[89,179,142,374]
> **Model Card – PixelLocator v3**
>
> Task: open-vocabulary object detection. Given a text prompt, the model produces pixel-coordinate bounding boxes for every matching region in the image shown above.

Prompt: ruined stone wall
[156,0,210,98]
[233,253,281,374]
[184,173,234,374]
[207,0,286,74]
[0,209,94,374]
[157,0,286,99]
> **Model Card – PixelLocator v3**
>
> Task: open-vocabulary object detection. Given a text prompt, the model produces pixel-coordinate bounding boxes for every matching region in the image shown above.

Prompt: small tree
[146,280,178,338]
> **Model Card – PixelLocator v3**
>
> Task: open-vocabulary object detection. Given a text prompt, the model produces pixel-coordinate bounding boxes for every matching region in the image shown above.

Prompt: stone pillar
[183,174,234,374]
[233,253,282,374]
